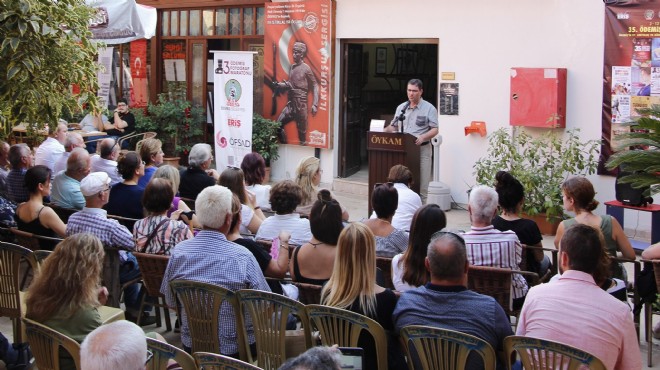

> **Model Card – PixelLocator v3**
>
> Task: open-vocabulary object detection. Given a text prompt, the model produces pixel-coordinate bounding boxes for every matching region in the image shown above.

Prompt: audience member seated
[134,178,193,255]
[91,138,123,186]
[104,99,135,148]
[67,172,151,325]
[179,143,219,200]
[0,140,11,197]
[26,233,109,370]
[81,320,147,370]
[462,185,528,309]
[294,156,349,220]
[51,148,91,210]
[321,223,405,370]
[226,194,290,295]
[278,346,342,370]
[34,121,67,172]
[256,180,311,245]
[518,224,641,369]
[393,232,513,370]
[289,190,343,286]
[104,151,145,231]
[138,138,164,188]
[161,185,270,357]
[15,165,66,250]
[79,112,107,153]
[554,176,635,281]
[6,144,33,203]
[219,166,264,234]
[392,204,446,292]
[152,165,199,227]
[363,182,409,257]
[0,331,31,370]
[53,132,85,174]
[241,152,272,211]
[371,164,422,231]
[492,170,551,277]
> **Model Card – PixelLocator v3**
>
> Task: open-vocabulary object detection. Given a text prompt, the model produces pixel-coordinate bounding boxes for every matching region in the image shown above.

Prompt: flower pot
[162,157,180,169]
[523,213,561,236]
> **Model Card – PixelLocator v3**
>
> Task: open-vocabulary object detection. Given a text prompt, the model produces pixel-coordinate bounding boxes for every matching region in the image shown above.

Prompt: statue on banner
[271,41,319,146]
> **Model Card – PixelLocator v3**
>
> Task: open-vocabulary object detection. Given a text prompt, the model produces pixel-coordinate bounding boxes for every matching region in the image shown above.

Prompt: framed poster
[376,47,387,74]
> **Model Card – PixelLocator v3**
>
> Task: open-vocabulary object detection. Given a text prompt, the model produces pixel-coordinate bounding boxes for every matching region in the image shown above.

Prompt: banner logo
[645,10,655,20]
[304,13,319,33]
[224,79,242,101]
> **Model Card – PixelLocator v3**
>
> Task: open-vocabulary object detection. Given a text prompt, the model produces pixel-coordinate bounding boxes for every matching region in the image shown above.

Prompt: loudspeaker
[616,169,650,206]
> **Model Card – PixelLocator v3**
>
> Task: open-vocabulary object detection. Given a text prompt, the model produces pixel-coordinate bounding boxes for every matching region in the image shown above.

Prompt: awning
[86,0,157,44]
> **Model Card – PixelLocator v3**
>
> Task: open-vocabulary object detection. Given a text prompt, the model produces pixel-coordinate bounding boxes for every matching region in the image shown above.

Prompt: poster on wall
[602,1,660,174]
[213,51,255,170]
[263,0,334,148]
[439,83,459,115]
[97,47,114,110]
[130,40,148,108]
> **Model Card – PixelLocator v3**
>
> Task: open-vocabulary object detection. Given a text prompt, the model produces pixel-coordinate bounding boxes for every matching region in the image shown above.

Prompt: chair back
[504,336,606,370]
[34,250,53,267]
[146,337,195,370]
[10,227,64,252]
[193,352,261,370]
[169,279,247,360]
[0,242,37,342]
[306,304,388,370]
[291,281,323,305]
[134,252,170,298]
[45,203,76,224]
[23,317,81,370]
[101,247,123,308]
[376,257,394,289]
[237,289,311,368]
[467,265,515,315]
[400,325,496,370]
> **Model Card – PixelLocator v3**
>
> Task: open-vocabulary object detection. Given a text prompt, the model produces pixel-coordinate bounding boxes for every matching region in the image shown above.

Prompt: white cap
[80,172,111,197]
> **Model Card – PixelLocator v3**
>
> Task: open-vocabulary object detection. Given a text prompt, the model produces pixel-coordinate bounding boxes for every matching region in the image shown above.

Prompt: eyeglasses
[102,185,112,193]
[374,182,394,189]
[145,350,153,365]
[430,230,466,245]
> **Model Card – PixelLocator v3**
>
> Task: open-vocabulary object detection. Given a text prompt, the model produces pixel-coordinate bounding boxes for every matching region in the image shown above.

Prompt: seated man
[34,121,67,172]
[104,99,135,148]
[161,185,270,357]
[179,143,219,200]
[517,224,641,369]
[54,132,85,174]
[80,320,146,370]
[91,138,123,186]
[461,185,527,309]
[66,172,155,325]
[393,232,512,370]
[6,144,33,203]
[51,148,91,210]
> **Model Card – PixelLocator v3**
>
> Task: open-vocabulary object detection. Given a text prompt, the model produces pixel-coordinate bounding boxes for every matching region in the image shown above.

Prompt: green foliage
[473,128,600,220]
[133,94,205,157]
[252,114,280,166]
[605,106,660,194]
[0,0,101,132]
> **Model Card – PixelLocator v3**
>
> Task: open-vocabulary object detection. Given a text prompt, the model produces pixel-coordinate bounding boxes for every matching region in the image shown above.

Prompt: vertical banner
[97,46,114,111]
[130,40,148,108]
[602,1,660,174]
[213,51,255,170]
[264,0,333,148]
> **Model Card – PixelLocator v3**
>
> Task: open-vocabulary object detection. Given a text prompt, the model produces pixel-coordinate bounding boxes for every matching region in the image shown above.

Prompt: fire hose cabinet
[510,68,567,128]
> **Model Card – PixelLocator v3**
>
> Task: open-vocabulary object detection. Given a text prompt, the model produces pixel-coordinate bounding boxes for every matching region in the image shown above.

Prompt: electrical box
[510,68,567,128]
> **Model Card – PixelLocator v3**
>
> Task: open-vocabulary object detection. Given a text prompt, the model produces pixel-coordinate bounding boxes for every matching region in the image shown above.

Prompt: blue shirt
[6,168,28,203]
[51,171,85,210]
[105,183,145,231]
[138,167,156,188]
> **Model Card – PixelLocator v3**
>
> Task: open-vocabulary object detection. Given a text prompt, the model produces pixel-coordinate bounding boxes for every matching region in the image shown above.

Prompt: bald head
[426,232,468,283]
[81,320,146,370]
[64,132,85,152]
[99,138,118,159]
[66,148,91,181]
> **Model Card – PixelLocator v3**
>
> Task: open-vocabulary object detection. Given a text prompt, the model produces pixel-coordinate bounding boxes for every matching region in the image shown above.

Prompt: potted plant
[473,127,600,234]
[252,114,281,181]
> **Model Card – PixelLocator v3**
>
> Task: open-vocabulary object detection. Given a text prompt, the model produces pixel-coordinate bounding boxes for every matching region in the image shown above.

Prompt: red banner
[264,0,333,148]
[130,39,148,108]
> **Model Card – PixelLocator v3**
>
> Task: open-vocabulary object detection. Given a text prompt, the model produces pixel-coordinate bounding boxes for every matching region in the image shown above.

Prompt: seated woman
[133,178,193,255]
[294,156,349,220]
[218,166,264,235]
[137,138,164,188]
[554,176,635,281]
[492,171,551,277]
[363,183,409,257]
[151,165,199,227]
[104,151,145,231]
[379,164,423,232]
[255,180,311,245]
[241,152,272,212]
[289,190,344,286]
[15,165,66,250]
[26,233,108,370]
[392,204,446,292]
[321,223,405,370]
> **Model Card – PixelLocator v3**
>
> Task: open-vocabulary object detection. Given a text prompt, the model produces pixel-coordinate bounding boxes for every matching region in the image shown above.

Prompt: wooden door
[339,43,364,178]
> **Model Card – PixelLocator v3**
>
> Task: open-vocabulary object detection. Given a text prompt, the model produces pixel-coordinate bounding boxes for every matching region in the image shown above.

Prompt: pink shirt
[516,270,641,370]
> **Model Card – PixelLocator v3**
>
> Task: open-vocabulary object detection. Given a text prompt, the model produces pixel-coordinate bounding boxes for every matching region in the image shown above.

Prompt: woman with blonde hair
[26,233,107,370]
[138,138,164,187]
[294,156,349,220]
[152,165,198,227]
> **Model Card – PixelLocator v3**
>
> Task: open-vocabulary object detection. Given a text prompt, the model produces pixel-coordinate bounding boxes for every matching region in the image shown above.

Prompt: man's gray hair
[278,346,341,370]
[468,185,499,224]
[196,185,232,229]
[80,320,146,370]
[64,132,83,151]
[67,148,90,173]
[427,233,467,280]
[188,143,213,168]
[8,144,29,168]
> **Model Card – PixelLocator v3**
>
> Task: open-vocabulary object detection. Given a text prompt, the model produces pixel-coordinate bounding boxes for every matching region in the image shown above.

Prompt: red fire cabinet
[510,67,567,128]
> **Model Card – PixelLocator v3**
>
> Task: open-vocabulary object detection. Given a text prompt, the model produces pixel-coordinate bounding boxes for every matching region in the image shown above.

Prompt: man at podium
[384,79,438,203]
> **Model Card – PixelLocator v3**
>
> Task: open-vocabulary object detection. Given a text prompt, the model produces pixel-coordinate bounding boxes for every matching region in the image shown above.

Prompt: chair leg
[136,291,147,325]
[19,262,32,290]
[12,317,23,344]
[154,297,162,328]
[161,297,172,332]
[647,302,653,367]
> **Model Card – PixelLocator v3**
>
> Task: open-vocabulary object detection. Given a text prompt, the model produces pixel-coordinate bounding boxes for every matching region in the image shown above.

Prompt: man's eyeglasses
[145,350,153,365]
[374,182,394,189]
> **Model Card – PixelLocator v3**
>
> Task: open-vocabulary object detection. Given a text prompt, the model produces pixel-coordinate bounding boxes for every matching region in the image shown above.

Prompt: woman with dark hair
[289,190,344,285]
[256,180,311,245]
[15,165,66,249]
[241,152,271,211]
[133,178,193,255]
[218,166,264,234]
[363,183,409,257]
[391,204,446,292]
[492,171,551,276]
[555,176,634,280]
[384,164,422,231]
[105,151,145,231]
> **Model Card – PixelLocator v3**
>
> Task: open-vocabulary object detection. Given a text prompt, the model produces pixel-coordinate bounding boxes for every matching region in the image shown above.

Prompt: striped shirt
[255,213,311,246]
[133,215,193,255]
[461,225,528,299]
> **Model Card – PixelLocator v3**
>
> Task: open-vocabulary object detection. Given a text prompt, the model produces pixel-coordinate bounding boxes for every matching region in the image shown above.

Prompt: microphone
[396,101,411,133]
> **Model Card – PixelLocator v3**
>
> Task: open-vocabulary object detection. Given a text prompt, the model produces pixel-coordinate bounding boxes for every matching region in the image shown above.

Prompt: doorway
[338,39,438,179]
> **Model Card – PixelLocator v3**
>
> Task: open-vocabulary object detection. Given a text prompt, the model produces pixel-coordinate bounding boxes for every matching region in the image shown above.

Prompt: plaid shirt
[6,168,28,203]
[160,230,270,354]
[66,207,134,260]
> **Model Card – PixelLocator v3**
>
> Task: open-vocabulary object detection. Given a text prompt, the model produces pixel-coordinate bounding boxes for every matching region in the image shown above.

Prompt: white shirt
[91,155,123,186]
[370,183,421,231]
[246,184,272,211]
[391,253,416,292]
[240,204,255,235]
[255,213,311,246]
[34,137,65,172]
[53,152,70,174]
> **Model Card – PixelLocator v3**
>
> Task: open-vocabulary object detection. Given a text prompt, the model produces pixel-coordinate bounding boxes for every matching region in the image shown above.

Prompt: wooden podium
[366,131,420,214]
